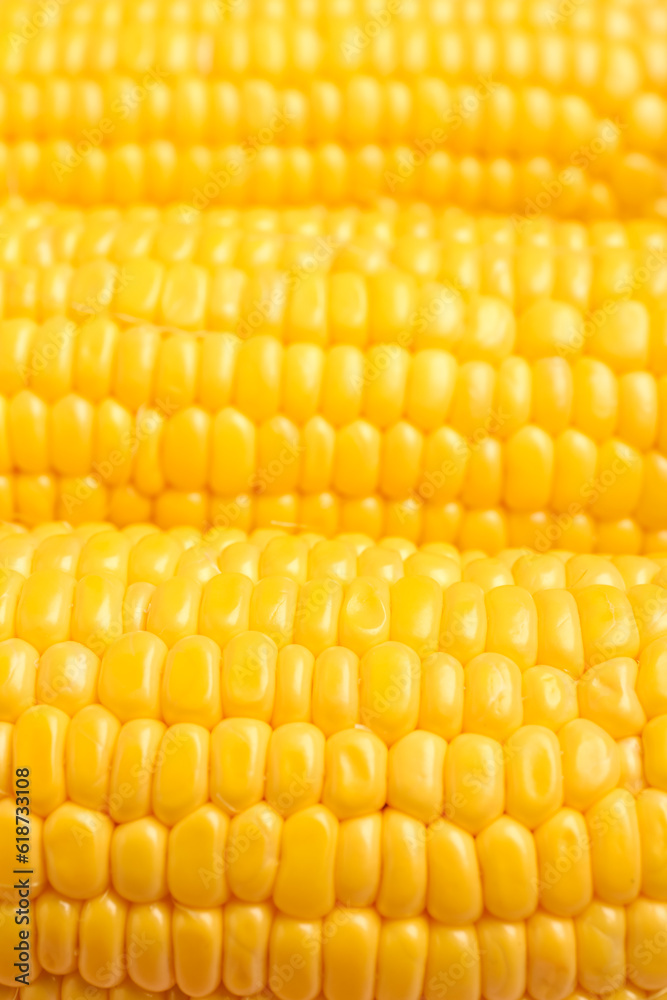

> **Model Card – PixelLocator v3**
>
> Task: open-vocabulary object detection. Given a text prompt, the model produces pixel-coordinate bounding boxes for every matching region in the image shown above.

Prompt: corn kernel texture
[1,525,667,998]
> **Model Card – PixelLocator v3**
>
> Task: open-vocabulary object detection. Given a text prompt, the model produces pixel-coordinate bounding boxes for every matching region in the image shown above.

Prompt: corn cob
[2,227,667,546]
[2,3,666,92]
[9,142,664,214]
[3,3,667,999]
[3,126,665,215]
[1,0,666,210]
[0,77,664,163]
[2,206,667,313]
[1,0,665,30]
[1,525,667,997]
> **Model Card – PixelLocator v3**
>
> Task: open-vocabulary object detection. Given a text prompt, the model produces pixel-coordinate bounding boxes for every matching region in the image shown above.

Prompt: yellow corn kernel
[586,788,641,906]
[522,665,579,732]
[312,646,359,735]
[477,917,527,1000]
[424,923,480,1000]
[636,789,667,899]
[527,911,577,1000]
[387,729,446,824]
[43,802,112,899]
[427,818,483,925]
[273,804,338,919]
[71,572,124,653]
[199,572,253,648]
[33,533,82,575]
[484,585,538,671]
[210,718,271,815]
[221,630,277,722]
[125,900,175,992]
[269,914,322,1000]
[167,802,230,908]
[626,898,667,990]
[35,890,80,975]
[618,735,645,797]
[463,651,523,742]
[322,907,381,1000]
[334,813,382,909]
[534,589,585,678]
[145,577,202,649]
[293,578,344,656]
[418,652,464,742]
[108,718,166,824]
[628,584,667,653]
[577,656,646,737]
[0,637,38,721]
[643,714,667,790]
[272,644,314,727]
[160,635,221,729]
[110,816,168,904]
[98,631,167,722]
[152,722,209,826]
[0,571,25,643]
[505,724,563,829]
[266,722,325,817]
[65,704,119,811]
[444,732,504,835]
[121,581,155,633]
[476,815,538,920]
[127,532,182,585]
[78,891,128,989]
[14,703,68,816]
[390,575,442,657]
[438,581,487,663]
[339,576,391,656]
[534,808,593,917]
[377,808,427,920]
[323,727,386,820]
[359,641,420,745]
[16,569,76,653]
[575,901,627,996]
[636,636,667,719]
[218,541,260,586]
[226,803,283,902]
[173,906,223,998]
[560,718,621,811]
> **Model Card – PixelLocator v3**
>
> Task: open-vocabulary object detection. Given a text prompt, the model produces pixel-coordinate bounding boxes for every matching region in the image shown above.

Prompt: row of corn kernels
[6,898,667,997]
[3,203,667,315]
[2,617,658,744]
[2,535,667,666]
[3,21,666,99]
[3,681,657,821]
[3,342,667,517]
[1,392,666,523]
[2,0,665,30]
[1,291,665,384]
[1,768,664,915]
[5,246,667,325]
[2,202,666,262]
[2,521,667,589]
[4,79,663,159]
[2,306,663,407]
[2,545,667,674]
[5,142,662,214]
[6,476,667,550]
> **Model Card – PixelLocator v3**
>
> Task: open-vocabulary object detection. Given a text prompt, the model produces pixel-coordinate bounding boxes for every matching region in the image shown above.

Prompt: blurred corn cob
[1,204,667,311]
[1,524,667,996]
[0,205,667,545]
[0,0,666,209]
